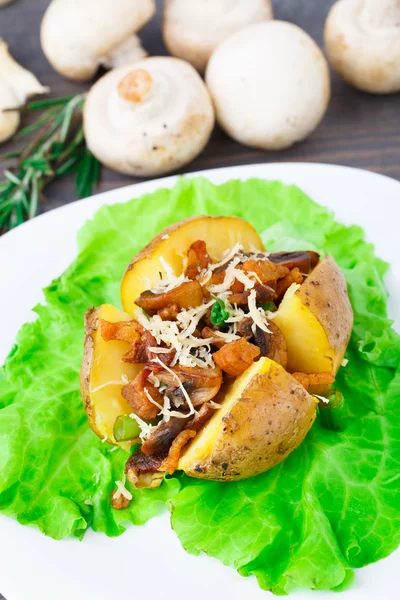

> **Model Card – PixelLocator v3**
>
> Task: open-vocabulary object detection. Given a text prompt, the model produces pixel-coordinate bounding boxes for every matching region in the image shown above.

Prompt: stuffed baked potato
[81,215,353,503]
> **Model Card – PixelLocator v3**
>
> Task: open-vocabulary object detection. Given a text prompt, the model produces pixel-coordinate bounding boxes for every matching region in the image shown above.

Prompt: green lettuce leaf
[1,177,399,594]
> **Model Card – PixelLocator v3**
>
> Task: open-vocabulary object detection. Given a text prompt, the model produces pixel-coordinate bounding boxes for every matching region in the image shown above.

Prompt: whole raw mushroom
[0,39,48,143]
[84,57,215,177]
[40,0,155,81]
[324,0,400,94]
[205,21,330,150]
[163,0,273,72]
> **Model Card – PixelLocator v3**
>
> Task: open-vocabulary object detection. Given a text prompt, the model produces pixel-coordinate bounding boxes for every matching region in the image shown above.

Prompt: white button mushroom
[163,0,273,72]
[83,57,215,177]
[0,39,49,143]
[324,0,400,94]
[205,21,330,151]
[40,0,155,82]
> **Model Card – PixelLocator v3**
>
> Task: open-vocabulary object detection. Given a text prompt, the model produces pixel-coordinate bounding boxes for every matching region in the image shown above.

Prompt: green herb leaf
[210,296,230,326]
[0,93,101,233]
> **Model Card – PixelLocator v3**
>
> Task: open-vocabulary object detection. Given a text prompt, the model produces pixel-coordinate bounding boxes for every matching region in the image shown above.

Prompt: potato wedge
[179,357,317,481]
[80,304,143,445]
[273,257,353,384]
[120,215,264,314]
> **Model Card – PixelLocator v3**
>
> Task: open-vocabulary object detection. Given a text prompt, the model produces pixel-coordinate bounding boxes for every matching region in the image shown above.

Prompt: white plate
[0,163,399,600]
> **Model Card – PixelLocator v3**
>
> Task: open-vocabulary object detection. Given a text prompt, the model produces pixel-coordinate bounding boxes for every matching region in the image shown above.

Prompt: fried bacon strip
[213,337,260,377]
[136,280,203,314]
[125,450,165,489]
[100,319,141,344]
[292,372,335,390]
[122,368,163,420]
[101,318,175,365]
[160,429,197,474]
[185,240,211,280]
[239,259,289,283]
[155,364,223,406]
[275,267,304,300]
[201,326,228,348]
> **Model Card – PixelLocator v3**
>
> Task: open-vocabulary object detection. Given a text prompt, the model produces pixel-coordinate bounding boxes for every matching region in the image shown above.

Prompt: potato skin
[80,307,98,436]
[124,216,202,275]
[182,361,317,481]
[297,256,353,372]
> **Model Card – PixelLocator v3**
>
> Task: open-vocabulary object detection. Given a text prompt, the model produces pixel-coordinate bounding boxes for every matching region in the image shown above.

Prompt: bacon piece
[292,372,335,390]
[213,337,260,377]
[155,365,222,406]
[186,401,218,432]
[275,267,304,300]
[185,240,211,280]
[122,369,163,420]
[201,326,228,348]
[100,318,173,365]
[141,417,187,455]
[100,319,141,344]
[239,259,289,283]
[160,430,197,474]
[111,491,130,510]
[125,450,165,489]
[158,303,179,321]
[136,280,203,314]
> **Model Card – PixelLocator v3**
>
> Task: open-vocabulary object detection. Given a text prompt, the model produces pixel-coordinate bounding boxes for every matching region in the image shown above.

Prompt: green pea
[113,415,141,442]
[319,389,347,432]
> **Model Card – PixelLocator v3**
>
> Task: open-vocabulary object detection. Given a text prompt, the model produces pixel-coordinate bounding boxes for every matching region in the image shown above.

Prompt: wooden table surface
[0,0,400,219]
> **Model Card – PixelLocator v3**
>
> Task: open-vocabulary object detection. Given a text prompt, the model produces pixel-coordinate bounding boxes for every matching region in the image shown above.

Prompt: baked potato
[81,304,143,446]
[273,257,353,383]
[80,215,353,499]
[120,215,265,314]
[178,357,317,481]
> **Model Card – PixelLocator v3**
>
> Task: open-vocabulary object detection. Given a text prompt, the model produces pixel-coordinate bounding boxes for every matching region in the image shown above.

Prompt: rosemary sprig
[0,94,101,233]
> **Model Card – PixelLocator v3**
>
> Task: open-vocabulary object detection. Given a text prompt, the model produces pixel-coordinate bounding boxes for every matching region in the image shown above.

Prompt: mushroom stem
[0,39,49,143]
[117,69,153,103]
[100,35,148,70]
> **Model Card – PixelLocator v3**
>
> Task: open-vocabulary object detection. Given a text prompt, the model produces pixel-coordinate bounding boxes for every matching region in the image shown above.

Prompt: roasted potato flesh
[80,304,143,445]
[120,215,265,314]
[273,257,353,383]
[179,357,317,481]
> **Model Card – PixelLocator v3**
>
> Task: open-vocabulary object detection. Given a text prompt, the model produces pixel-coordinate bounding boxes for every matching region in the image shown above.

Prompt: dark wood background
[0,0,399,218]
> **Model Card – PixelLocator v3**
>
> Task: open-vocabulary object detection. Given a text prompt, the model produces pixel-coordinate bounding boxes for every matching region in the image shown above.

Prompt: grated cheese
[313,394,329,405]
[113,475,133,501]
[147,372,161,387]
[91,374,129,394]
[248,289,272,334]
[129,412,156,442]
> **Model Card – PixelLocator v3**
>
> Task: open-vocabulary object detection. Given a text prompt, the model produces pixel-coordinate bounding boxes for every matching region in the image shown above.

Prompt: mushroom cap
[84,57,215,177]
[40,0,155,81]
[324,0,400,94]
[205,21,330,151]
[163,0,273,72]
